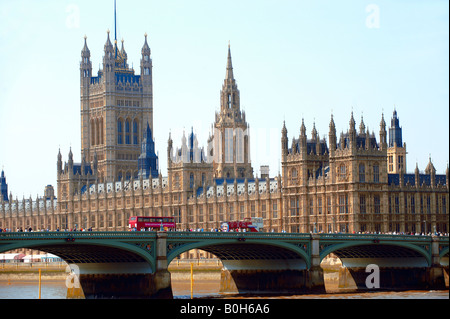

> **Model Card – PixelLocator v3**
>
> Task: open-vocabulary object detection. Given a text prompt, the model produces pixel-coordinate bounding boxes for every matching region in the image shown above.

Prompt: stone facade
[0,35,448,238]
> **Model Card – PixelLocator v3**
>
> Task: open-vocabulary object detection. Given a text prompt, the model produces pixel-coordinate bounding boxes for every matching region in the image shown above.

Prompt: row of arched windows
[117,118,139,145]
[91,118,104,146]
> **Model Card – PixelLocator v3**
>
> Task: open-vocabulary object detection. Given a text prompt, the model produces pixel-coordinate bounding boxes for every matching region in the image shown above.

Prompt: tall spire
[114,0,118,58]
[226,41,234,80]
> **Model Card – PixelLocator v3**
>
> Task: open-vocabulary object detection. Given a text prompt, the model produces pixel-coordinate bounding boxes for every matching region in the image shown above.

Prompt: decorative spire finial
[225,42,234,80]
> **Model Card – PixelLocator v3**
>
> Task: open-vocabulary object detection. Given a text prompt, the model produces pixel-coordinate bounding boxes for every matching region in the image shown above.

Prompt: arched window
[117,118,123,145]
[133,119,139,145]
[359,163,365,183]
[125,119,131,144]
[91,119,96,146]
[373,164,380,182]
[96,119,101,145]
[100,117,104,144]
[339,164,346,180]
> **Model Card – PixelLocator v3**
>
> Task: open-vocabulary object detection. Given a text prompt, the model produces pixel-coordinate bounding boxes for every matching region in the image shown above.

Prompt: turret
[281,121,288,159]
[299,118,307,155]
[140,33,153,130]
[425,156,436,187]
[328,114,336,155]
[167,132,173,166]
[68,147,74,172]
[389,109,402,147]
[57,149,62,175]
[359,115,366,136]
[103,30,115,85]
[379,113,387,150]
[349,112,356,149]
[80,35,92,86]
[415,163,420,188]
[140,33,152,82]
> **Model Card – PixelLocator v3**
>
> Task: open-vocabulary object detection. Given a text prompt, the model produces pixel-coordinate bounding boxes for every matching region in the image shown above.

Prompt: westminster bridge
[0,231,448,298]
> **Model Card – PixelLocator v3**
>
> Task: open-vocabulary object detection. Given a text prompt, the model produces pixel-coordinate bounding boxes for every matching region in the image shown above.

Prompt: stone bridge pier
[336,235,447,291]
[71,232,172,299]
[218,234,325,294]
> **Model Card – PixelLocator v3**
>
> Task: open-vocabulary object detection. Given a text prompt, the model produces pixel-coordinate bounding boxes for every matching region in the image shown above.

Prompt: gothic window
[133,120,139,145]
[125,119,131,144]
[290,198,298,216]
[228,94,232,108]
[96,119,101,145]
[339,194,348,214]
[359,163,365,183]
[272,202,278,219]
[360,195,366,214]
[374,195,380,214]
[442,196,446,215]
[108,214,113,228]
[373,164,379,182]
[189,173,194,189]
[395,196,400,214]
[339,164,346,180]
[117,119,123,145]
[91,119,96,146]
[411,195,415,214]
[100,118,104,144]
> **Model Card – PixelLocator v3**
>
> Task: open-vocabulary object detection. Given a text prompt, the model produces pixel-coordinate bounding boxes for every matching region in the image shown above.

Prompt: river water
[0,279,448,299]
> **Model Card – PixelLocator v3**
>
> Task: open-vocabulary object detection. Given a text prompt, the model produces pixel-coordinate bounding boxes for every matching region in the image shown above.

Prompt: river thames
[0,278,448,299]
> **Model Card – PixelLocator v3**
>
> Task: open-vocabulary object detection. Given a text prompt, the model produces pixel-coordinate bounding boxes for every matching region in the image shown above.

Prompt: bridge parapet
[0,231,158,241]
[167,231,311,240]
[319,233,435,242]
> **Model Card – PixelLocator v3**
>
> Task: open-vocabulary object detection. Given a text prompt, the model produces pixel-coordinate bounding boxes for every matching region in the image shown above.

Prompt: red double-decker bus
[129,216,176,231]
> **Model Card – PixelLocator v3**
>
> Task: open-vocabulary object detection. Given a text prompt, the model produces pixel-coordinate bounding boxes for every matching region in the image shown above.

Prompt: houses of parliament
[0,28,449,238]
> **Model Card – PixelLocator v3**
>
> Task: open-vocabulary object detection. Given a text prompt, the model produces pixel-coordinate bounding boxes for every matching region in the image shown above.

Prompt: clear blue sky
[0,0,448,198]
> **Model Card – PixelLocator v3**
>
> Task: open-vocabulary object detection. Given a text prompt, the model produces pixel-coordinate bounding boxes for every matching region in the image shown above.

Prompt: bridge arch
[167,239,311,269]
[0,239,156,273]
[319,240,431,267]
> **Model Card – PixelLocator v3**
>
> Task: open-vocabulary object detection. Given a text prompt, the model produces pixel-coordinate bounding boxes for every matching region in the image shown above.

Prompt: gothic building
[211,44,253,179]
[0,34,448,237]
[80,31,153,184]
